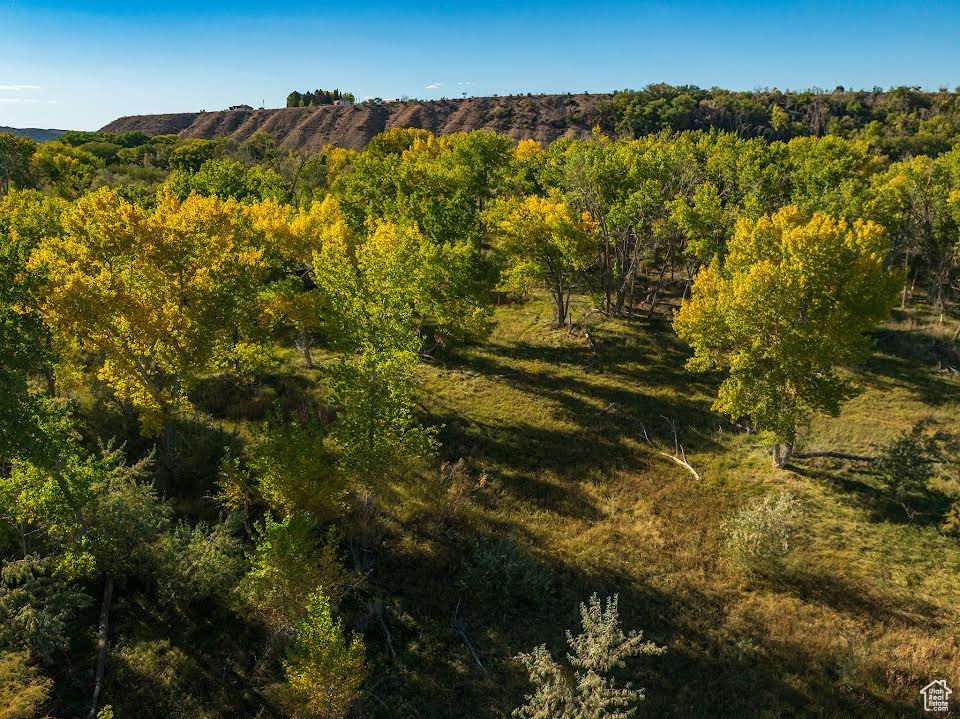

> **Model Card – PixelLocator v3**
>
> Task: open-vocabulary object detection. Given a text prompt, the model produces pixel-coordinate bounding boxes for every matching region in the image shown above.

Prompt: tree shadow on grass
[788,461,954,529]
[441,345,720,447]
[775,566,949,630]
[429,410,617,522]
[362,521,924,719]
[103,587,278,719]
[859,328,960,407]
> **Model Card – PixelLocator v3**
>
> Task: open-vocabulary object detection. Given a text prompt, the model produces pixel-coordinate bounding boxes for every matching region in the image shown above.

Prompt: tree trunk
[298,321,313,368]
[646,259,669,320]
[88,573,114,719]
[772,443,792,468]
[900,259,910,309]
[554,280,567,326]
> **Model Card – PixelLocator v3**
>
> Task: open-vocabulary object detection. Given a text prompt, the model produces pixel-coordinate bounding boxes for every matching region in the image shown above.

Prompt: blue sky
[1,0,958,131]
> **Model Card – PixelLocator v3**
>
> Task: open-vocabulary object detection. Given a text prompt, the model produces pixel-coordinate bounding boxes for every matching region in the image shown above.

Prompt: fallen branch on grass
[790,450,876,462]
[369,599,397,662]
[452,599,485,672]
[639,419,701,482]
[657,449,702,482]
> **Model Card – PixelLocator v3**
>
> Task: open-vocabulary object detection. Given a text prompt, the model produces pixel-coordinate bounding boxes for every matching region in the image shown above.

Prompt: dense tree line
[600,84,960,159]
[286,89,355,107]
[0,111,958,717]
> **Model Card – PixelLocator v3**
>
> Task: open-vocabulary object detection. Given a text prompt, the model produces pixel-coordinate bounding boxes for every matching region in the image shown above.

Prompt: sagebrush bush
[514,593,664,719]
[723,491,803,575]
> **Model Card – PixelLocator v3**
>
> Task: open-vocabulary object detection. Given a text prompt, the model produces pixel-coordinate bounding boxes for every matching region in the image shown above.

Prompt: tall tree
[0,133,37,194]
[484,194,596,326]
[30,188,269,433]
[674,206,900,466]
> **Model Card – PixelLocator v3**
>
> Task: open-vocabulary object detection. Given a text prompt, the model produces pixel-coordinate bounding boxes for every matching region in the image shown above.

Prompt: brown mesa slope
[100,94,607,151]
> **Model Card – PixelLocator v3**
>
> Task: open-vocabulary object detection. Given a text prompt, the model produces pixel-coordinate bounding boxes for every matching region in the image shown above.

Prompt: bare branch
[657,450,701,482]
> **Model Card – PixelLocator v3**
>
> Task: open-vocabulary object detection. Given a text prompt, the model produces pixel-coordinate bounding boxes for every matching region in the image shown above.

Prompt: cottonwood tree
[560,133,700,315]
[0,191,63,461]
[484,194,596,326]
[311,221,441,479]
[238,515,362,718]
[674,206,900,466]
[30,188,269,433]
[249,195,352,366]
[31,142,103,199]
[166,158,289,203]
[0,133,37,194]
[870,150,960,318]
[280,590,365,719]
[217,417,348,521]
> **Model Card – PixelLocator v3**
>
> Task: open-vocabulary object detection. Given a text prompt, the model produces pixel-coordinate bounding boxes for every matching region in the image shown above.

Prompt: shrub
[723,491,803,575]
[874,420,948,519]
[280,589,365,719]
[0,556,90,663]
[463,536,555,604]
[0,650,51,719]
[941,499,960,536]
[514,593,664,719]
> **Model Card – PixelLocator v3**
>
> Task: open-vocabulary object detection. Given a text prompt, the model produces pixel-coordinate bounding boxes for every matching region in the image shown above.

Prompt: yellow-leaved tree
[30,188,268,433]
[248,195,354,367]
[483,194,596,326]
[673,206,901,466]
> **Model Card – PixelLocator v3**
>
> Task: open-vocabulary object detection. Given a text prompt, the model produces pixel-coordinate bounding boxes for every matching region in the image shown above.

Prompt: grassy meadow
[326,290,960,718]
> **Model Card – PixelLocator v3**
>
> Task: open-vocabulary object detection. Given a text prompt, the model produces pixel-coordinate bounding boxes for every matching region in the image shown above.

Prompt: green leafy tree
[31,142,103,199]
[167,158,289,203]
[484,194,596,326]
[312,221,445,479]
[168,139,223,173]
[674,206,900,466]
[238,514,348,640]
[870,150,960,316]
[280,590,365,719]
[670,180,733,264]
[218,417,348,520]
[0,191,63,462]
[0,133,37,194]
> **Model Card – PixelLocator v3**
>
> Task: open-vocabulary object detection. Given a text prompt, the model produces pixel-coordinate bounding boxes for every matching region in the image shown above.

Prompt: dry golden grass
[359,292,960,718]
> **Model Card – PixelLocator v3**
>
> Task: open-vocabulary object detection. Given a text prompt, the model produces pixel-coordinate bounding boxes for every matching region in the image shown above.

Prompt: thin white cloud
[0,98,22,103]
[425,82,444,90]
[0,84,41,91]
[457,81,476,86]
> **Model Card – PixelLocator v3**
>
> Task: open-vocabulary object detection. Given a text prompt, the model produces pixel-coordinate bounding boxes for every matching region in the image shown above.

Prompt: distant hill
[0,125,68,142]
[100,86,960,157]
[100,94,607,152]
